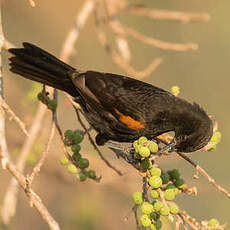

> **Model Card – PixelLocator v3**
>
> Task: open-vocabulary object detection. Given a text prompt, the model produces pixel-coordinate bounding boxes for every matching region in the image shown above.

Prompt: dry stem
[127,7,210,24]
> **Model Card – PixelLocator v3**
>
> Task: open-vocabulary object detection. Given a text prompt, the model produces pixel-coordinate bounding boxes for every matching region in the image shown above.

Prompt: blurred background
[1,0,230,229]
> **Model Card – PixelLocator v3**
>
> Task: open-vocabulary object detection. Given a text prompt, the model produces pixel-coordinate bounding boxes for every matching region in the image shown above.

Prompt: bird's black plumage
[8,43,213,153]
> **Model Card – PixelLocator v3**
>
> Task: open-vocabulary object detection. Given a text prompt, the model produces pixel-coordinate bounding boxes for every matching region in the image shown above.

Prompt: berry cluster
[131,136,222,229]
[37,92,57,111]
[60,129,99,182]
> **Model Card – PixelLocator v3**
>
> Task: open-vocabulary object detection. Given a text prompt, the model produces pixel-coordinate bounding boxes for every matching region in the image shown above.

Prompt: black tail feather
[9,43,78,96]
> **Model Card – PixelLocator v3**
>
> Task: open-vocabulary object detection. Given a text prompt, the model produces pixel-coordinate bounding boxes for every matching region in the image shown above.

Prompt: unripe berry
[139,136,148,145]
[140,159,151,170]
[37,92,44,101]
[171,86,180,95]
[149,176,162,189]
[148,141,158,153]
[164,189,175,201]
[150,167,161,177]
[141,202,154,214]
[208,218,219,227]
[60,156,69,165]
[139,146,150,158]
[87,170,96,179]
[72,153,82,162]
[150,189,159,199]
[210,131,221,144]
[140,214,151,227]
[71,144,81,153]
[161,173,170,184]
[160,205,170,216]
[77,172,87,182]
[153,201,163,211]
[133,192,143,205]
[150,224,157,230]
[170,204,179,214]
[48,100,57,110]
[174,178,185,188]
[167,169,180,180]
[67,164,77,174]
[155,219,162,229]
[78,158,89,169]
[73,130,83,144]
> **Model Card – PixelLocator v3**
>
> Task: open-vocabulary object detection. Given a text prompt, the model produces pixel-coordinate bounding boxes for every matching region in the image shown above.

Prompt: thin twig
[94,13,162,78]
[0,98,29,137]
[127,6,210,24]
[0,152,60,230]
[177,152,230,199]
[28,123,55,184]
[1,103,47,224]
[120,23,198,51]
[74,107,123,176]
[59,0,96,62]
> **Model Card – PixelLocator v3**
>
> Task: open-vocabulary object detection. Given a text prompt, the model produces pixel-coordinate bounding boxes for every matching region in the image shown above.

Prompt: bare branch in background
[0,98,29,137]
[127,6,210,24]
[60,0,96,62]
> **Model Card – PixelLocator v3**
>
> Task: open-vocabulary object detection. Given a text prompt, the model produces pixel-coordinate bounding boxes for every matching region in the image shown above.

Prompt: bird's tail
[9,42,78,96]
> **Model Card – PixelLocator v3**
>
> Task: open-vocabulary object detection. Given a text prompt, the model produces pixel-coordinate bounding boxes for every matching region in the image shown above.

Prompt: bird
[8,42,213,153]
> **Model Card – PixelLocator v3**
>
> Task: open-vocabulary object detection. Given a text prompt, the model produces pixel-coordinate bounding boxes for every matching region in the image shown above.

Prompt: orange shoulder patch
[115,109,145,130]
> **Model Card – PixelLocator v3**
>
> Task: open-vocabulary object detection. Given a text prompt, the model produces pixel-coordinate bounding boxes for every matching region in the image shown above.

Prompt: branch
[127,6,210,24]
[177,152,230,199]
[59,0,96,62]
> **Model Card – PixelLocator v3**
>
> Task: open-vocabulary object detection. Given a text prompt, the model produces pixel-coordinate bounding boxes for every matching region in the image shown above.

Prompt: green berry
[155,219,162,229]
[67,164,77,174]
[148,141,158,153]
[73,130,83,144]
[141,202,154,214]
[160,205,170,216]
[134,152,142,159]
[139,146,150,158]
[208,144,217,151]
[166,184,176,190]
[77,172,87,182]
[72,153,82,162]
[174,178,185,188]
[87,170,96,179]
[164,189,175,201]
[60,156,69,165]
[170,204,179,214]
[167,169,180,180]
[161,173,170,184]
[48,100,57,110]
[149,176,162,189]
[132,192,143,205]
[78,158,89,169]
[140,227,147,230]
[153,201,163,211]
[171,86,180,95]
[71,144,81,153]
[210,131,221,144]
[133,140,139,149]
[140,159,151,170]
[208,218,219,227]
[150,167,161,177]
[150,212,160,221]
[37,92,44,101]
[139,136,148,145]
[64,130,73,138]
[150,224,157,230]
[140,214,151,227]
[150,189,159,199]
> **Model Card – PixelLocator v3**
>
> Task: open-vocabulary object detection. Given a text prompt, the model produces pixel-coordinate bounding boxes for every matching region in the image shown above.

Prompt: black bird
[8,43,213,153]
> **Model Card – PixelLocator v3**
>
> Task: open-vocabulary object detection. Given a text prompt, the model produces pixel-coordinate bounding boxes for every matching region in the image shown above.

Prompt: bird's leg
[156,139,176,155]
